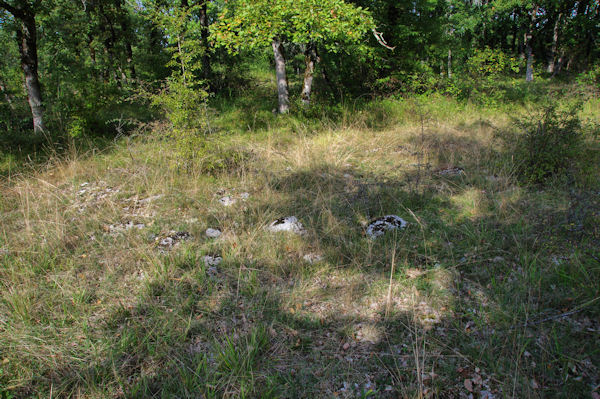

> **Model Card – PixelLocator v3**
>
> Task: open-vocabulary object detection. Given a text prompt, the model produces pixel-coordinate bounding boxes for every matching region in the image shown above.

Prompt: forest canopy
[0,0,598,138]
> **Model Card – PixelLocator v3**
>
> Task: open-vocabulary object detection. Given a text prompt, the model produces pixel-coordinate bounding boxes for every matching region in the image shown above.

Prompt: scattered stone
[156,231,192,250]
[366,215,407,239]
[205,228,222,238]
[267,216,306,234]
[303,253,324,264]
[436,166,465,176]
[218,196,237,206]
[492,256,505,263]
[138,194,164,204]
[106,221,146,234]
[203,255,222,267]
[207,266,219,277]
[343,173,354,179]
[239,192,250,200]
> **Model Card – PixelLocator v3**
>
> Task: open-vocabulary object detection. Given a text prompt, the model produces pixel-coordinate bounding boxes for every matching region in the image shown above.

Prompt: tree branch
[372,28,395,51]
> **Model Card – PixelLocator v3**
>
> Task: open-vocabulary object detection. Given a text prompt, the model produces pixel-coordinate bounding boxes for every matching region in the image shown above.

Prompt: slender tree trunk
[301,44,316,106]
[100,3,126,86]
[117,5,137,81]
[272,37,289,114]
[198,0,211,79]
[447,48,452,78]
[547,12,561,73]
[525,4,538,82]
[17,15,45,133]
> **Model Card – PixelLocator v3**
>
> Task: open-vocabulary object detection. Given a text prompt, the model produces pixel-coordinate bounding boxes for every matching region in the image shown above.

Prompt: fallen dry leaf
[464,378,473,392]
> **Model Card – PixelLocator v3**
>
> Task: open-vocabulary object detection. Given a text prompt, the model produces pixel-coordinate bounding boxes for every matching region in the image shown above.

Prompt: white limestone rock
[203,255,222,267]
[205,228,222,238]
[366,215,407,239]
[267,216,306,234]
[218,196,237,206]
[303,253,324,264]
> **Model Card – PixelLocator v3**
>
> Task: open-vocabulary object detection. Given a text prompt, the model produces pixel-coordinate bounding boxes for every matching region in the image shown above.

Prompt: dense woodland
[0,0,598,140]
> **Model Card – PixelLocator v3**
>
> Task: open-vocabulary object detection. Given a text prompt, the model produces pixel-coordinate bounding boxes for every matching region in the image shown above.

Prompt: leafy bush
[465,47,520,79]
[151,77,212,171]
[576,64,600,91]
[509,104,584,184]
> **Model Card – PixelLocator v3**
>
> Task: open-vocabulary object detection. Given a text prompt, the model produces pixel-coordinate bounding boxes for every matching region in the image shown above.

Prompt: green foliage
[211,0,374,53]
[576,64,600,89]
[466,47,520,79]
[510,104,585,184]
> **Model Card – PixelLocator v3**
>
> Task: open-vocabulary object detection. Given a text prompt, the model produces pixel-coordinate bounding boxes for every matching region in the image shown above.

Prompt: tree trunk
[0,2,46,133]
[447,48,452,78]
[199,0,211,79]
[272,37,289,114]
[547,12,561,73]
[117,3,137,81]
[301,44,316,106]
[525,4,538,82]
[17,14,45,133]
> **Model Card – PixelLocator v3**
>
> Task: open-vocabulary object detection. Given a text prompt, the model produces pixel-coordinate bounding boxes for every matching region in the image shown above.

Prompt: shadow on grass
[7,121,599,398]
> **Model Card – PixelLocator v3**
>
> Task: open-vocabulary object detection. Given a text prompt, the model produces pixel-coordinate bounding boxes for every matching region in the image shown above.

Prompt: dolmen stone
[366,215,407,239]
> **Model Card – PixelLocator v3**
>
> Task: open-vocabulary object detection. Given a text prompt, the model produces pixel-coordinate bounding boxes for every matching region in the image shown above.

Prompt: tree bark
[0,1,45,133]
[198,0,211,79]
[447,48,452,78]
[301,44,317,106]
[547,12,561,73]
[116,0,136,81]
[272,37,289,114]
[525,4,538,82]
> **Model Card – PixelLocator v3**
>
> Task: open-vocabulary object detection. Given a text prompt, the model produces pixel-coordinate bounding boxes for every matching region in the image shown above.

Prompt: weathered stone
[366,215,407,239]
[205,228,222,238]
[267,216,306,234]
[203,255,222,267]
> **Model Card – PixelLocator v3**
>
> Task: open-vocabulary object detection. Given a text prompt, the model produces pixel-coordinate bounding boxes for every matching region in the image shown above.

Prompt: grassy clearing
[1,86,599,398]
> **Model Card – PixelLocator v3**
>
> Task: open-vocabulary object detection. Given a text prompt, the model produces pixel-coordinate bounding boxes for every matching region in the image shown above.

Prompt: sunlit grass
[0,86,599,398]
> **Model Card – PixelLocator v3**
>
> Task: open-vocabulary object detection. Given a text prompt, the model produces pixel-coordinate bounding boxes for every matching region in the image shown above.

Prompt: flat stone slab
[366,215,407,239]
[267,216,306,234]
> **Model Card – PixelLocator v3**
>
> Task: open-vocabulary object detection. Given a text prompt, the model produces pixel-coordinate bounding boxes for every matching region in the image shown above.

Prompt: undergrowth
[0,81,599,398]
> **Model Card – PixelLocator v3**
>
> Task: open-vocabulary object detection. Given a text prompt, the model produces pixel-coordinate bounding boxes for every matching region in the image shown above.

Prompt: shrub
[151,77,211,172]
[465,47,520,79]
[510,104,584,184]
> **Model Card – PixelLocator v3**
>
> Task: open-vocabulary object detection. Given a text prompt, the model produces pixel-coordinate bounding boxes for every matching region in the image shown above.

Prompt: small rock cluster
[106,221,146,235]
[218,191,250,207]
[156,231,192,250]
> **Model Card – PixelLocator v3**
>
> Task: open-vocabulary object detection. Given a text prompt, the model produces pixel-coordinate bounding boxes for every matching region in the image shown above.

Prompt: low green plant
[510,103,584,184]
